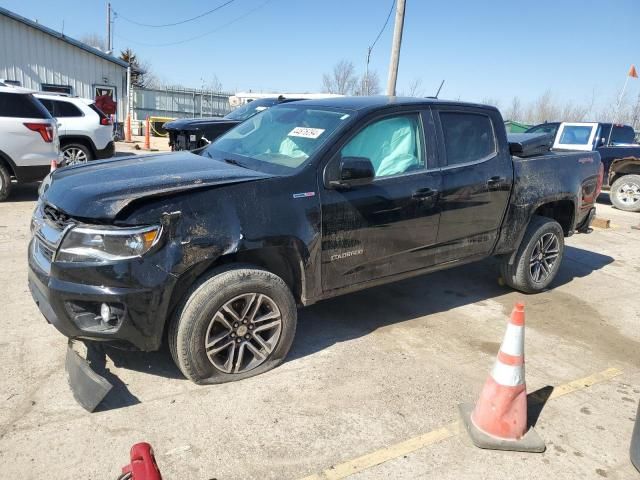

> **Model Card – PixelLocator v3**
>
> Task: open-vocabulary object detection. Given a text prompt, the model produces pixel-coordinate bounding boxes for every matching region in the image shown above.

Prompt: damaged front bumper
[28,237,178,352]
[66,340,113,412]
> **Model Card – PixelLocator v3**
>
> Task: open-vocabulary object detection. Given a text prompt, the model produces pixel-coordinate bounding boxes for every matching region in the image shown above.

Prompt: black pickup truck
[164,97,299,151]
[527,121,640,211]
[29,97,602,386]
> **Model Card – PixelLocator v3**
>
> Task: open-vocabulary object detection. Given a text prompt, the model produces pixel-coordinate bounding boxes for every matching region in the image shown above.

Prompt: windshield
[525,123,559,135]
[224,98,279,121]
[206,105,352,174]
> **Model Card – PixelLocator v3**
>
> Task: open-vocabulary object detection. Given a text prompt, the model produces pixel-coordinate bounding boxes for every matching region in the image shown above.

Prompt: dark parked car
[526,121,640,211]
[164,97,300,151]
[30,97,602,387]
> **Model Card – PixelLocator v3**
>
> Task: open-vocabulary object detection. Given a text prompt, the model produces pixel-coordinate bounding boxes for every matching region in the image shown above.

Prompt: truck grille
[43,205,70,229]
[35,239,55,262]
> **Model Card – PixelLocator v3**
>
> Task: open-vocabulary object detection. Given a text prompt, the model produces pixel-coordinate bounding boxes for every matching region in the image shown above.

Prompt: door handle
[486,176,505,189]
[412,188,438,200]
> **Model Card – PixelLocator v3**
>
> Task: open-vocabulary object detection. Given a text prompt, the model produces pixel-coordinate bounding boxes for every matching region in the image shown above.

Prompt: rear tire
[0,163,12,202]
[169,265,297,384]
[610,174,640,212]
[61,143,93,166]
[500,215,565,293]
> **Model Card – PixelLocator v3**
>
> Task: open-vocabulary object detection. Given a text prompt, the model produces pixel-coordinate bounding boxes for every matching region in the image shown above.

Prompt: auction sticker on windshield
[288,127,325,139]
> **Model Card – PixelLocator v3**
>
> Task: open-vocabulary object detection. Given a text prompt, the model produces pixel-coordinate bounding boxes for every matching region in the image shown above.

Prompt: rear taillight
[24,122,54,143]
[100,117,112,126]
[596,162,604,197]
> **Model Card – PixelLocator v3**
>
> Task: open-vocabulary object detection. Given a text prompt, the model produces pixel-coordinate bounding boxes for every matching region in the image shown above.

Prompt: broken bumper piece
[65,340,112,412]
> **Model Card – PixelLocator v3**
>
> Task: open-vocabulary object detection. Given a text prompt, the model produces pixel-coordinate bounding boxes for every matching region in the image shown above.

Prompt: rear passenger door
[51,100,86,135]
[433,107,513,261]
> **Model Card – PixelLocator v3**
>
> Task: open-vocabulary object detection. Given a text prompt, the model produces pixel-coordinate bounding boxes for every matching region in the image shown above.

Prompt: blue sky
[2,0,639,108]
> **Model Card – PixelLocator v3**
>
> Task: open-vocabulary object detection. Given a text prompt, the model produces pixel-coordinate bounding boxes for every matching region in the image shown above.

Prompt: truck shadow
[288,245,614,362]
[93,244,613,409]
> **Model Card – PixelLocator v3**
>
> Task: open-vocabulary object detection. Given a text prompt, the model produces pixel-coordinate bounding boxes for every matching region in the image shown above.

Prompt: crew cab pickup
[29,97,602,386]
[527,121,640,211]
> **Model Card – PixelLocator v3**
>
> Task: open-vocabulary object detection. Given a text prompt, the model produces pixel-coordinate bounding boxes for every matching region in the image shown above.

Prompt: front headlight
[56,225,162,263]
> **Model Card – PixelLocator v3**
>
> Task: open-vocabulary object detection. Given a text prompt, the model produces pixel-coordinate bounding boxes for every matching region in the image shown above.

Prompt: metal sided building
[0,6,128,121]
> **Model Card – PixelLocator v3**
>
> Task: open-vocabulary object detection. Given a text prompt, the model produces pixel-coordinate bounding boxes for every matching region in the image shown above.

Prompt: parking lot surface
[1,185,639,479]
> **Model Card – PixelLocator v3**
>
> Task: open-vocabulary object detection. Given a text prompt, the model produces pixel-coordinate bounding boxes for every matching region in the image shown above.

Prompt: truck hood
[41,152,272,220]
[163,117,239,131]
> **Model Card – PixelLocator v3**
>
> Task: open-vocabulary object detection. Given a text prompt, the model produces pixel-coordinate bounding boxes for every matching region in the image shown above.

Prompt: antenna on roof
[434,79,445,99]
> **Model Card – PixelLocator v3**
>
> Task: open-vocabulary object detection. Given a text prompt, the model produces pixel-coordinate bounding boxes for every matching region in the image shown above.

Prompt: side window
[53,100,83,117]
[38,99,55,116]
[340,114,424,179]
[440,112,496,166]
[0,92,49,118]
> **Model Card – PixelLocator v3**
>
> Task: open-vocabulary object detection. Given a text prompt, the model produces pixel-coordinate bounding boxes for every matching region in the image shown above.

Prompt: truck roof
[292,95,499,112]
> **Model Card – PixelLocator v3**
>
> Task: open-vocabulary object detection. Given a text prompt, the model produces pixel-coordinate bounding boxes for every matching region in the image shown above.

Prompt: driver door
[319,110,442,292]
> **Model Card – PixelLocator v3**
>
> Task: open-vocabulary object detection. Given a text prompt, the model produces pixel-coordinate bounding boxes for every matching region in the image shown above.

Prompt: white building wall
[0,14,127,120]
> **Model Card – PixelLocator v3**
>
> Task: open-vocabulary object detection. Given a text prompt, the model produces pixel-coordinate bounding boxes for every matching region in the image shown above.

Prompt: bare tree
[354,71,381,96]
[504,97,522,121]
[79,33,106,51]
[322,60,358,95]
[524,90,560,124]
[480,97,501,110]
[406,78,423,97]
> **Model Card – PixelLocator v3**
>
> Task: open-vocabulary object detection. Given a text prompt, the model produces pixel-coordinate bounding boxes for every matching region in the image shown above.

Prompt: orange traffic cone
[144,116,151,150]
[50,158,58,172]
[459,303,545,452]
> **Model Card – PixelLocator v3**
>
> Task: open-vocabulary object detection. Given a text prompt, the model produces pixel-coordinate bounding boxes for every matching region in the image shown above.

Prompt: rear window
[558,125,592,145]
[440,112,496,166]
[600,125,636,145]
[0,92,51,119]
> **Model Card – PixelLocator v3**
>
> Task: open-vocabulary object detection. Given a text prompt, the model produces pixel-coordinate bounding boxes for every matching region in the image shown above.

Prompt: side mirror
[331,156,375,188]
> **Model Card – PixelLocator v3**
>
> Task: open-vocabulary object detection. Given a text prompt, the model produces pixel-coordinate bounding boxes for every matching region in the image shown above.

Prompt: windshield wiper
[224,158,249,169]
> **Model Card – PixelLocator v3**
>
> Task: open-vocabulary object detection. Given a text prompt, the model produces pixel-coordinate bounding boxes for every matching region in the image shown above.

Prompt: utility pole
[386,0,406,96]
[106,3,112,53]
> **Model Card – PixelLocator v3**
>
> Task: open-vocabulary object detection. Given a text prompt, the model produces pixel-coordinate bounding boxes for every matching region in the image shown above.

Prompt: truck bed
[494,149,601,255]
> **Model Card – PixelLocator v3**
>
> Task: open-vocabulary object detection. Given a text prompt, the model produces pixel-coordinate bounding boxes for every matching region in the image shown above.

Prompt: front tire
[500,215,565,293]
[0,163,12,202]
[169,266,297,384]
[61,143,93,166]
[610,174,640,212]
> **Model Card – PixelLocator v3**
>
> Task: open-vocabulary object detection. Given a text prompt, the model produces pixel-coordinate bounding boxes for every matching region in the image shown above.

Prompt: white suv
[34,93,114,166]
[0,86,59,201]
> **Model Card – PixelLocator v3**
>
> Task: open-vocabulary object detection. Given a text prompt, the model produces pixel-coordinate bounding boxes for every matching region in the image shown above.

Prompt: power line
[115,0,274,47]
[115,0,237,28]
[370,0,395,52]
[363,0,395,95]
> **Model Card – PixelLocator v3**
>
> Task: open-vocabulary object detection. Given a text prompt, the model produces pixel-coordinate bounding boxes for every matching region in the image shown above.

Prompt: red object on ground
[121,443,162,480]
[95,94,117,115]
[471,303,528,440]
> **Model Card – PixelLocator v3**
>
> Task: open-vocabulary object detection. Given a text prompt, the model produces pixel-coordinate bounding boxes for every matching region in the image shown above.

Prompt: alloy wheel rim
[204,293,282,374]
[617,182,640,205]
[63,147,87,166]
[529,232,559,283]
